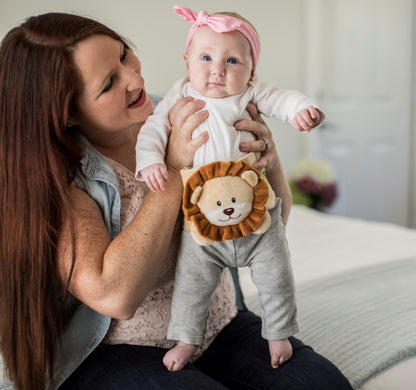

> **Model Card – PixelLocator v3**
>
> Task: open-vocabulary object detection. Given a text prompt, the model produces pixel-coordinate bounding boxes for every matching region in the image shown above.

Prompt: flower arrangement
[288,157,338,210]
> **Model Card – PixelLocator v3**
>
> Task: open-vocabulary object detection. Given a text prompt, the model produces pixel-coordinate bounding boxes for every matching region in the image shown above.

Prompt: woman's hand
[236,103,279,172]
[166,97,209,170]
[235,103,293,225]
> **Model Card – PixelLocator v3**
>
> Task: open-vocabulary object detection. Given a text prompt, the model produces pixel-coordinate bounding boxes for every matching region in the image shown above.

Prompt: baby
[135,6,324,371]
[136,6,323,191]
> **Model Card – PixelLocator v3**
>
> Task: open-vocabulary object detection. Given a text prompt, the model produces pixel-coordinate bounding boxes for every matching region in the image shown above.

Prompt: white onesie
[135,75,318,178]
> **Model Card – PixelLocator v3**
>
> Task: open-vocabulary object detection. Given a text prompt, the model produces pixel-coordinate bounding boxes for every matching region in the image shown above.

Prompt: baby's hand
[292,106,325,132]
[140,163,168,192]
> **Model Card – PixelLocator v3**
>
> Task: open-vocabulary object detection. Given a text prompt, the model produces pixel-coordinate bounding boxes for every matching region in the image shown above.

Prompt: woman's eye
[120,46,128,63]
[227,57,238,64]
[101,45,129,94]
[102,77,114,93]
[202,55,211,61]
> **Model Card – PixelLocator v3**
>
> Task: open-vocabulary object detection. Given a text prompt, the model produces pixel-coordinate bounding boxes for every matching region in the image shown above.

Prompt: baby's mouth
[209,81,224,86]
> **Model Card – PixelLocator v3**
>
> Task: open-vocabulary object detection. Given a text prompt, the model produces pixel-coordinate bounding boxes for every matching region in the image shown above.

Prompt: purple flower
[289,158,338,210]
[321,183,337,206]
[292,178,338,209]
[294,177,321,195]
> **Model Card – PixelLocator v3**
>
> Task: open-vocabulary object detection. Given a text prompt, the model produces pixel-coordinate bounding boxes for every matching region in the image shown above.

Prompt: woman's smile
[128,89,147,109]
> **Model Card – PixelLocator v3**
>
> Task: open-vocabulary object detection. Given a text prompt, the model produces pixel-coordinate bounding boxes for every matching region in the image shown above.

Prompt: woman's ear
[67,115,79,127]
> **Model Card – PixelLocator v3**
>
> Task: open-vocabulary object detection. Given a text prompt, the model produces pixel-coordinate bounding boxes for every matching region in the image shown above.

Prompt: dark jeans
[60,310,353,390]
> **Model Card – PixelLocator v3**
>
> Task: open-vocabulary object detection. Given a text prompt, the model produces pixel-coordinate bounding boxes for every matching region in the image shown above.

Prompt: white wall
[411,0,416,227]
[0,0,306,170]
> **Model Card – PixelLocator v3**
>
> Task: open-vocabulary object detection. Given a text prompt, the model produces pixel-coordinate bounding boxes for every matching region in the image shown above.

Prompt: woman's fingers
[235,103,271,140]
[169,98,207,136]
[166,97,209,169]
[235,102,278,171]
[168,96,193,125]
[190,131,209,150]
[181,110,209,140]
[245,102,267,125]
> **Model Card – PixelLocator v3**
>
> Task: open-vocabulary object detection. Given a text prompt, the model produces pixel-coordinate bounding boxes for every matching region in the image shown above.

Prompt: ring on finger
[262,138,271,151]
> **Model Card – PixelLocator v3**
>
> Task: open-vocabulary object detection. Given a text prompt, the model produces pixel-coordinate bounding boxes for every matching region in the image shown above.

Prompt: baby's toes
[271,356,281,369]
[279,355,289,366]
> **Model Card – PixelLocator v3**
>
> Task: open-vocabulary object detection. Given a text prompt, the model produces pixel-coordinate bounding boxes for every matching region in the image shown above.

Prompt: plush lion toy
[182,160,277,246]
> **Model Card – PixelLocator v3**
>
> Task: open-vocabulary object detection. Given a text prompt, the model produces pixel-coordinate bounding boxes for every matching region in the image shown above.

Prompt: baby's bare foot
[268,338,293,368]
[163,342,198,371]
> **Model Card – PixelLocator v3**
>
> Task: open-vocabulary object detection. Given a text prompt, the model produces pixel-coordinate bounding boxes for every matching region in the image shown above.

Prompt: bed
[239,205,416,390]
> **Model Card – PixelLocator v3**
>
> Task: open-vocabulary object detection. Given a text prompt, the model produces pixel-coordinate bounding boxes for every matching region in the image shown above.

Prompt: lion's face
[183,160,270,242]
[193,176,255,226]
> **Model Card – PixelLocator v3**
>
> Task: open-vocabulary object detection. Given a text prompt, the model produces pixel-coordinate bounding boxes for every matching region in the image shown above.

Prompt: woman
[0,12,352,390]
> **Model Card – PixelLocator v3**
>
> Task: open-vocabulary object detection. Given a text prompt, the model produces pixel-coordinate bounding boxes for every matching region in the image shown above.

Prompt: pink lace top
[103,159,237,356]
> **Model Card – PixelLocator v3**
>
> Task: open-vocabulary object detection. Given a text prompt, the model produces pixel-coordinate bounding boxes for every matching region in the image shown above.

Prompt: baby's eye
[217,201,222,206]
[231,197,236,203]
[227,57,238,64]
[202,55,211,61]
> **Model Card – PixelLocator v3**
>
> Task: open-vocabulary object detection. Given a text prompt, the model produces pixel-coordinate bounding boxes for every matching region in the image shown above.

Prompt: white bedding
[239,205,416,390]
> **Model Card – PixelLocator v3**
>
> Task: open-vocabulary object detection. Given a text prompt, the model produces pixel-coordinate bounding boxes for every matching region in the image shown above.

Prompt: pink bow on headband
[173,5,260,74]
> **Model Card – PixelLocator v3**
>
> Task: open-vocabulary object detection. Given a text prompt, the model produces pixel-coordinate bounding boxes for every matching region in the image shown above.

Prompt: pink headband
[174,5,261,74]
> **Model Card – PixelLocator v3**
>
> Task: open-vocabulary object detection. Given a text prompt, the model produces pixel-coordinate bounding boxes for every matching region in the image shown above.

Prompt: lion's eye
[217,201,222,206]
[231,197,236,203]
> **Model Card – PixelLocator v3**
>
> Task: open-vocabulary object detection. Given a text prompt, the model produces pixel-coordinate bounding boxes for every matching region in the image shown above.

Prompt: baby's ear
[184,53,190,74]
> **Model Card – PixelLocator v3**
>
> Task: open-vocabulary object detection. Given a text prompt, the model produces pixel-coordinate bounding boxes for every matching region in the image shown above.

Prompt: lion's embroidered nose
[223,208,234,216]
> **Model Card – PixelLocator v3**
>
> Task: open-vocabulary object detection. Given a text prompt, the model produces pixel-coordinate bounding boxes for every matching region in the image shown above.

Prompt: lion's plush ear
[241,170,258,187]
[190,186,203,204]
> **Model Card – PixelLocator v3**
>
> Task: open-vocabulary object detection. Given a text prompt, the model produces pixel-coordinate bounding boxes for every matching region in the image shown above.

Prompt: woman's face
[71,34,153,140]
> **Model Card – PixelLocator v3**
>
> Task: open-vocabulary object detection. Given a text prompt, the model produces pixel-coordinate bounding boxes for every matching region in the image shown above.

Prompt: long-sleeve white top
[135,75,318,179]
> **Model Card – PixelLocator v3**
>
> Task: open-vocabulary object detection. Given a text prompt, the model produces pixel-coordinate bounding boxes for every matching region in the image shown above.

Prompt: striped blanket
[294,257,416,388]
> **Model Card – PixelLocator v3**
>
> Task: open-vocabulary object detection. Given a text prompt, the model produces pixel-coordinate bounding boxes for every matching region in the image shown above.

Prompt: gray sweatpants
[167,200,298,345]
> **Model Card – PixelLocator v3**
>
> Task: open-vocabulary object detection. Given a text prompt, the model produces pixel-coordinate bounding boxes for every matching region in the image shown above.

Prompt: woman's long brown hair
[0,13,126,390]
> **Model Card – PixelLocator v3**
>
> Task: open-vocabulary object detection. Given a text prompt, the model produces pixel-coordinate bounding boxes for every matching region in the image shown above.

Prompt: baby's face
[185,26,253,98]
